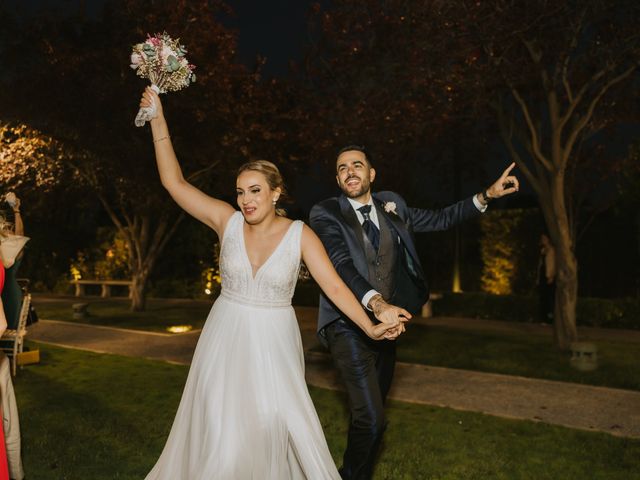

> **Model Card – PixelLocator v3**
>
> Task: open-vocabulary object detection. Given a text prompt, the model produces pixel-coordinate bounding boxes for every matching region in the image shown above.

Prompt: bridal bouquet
[130,32,196,127]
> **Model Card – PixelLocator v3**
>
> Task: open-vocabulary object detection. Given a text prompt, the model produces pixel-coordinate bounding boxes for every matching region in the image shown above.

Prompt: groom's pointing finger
[502,162,516,177]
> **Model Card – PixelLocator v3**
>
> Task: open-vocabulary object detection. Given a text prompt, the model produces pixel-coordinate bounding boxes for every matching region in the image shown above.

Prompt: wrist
[368,294,382,309]
[150,113,165,124]
[153,134,170,144]
[369,295,385,316]
[481,189,493,203]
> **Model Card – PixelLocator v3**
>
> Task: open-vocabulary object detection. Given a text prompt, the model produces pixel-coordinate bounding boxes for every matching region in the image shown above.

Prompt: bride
[139,88,407,479]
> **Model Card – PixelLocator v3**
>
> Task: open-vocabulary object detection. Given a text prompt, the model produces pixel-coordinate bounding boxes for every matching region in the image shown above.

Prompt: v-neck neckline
[241,218,296,280]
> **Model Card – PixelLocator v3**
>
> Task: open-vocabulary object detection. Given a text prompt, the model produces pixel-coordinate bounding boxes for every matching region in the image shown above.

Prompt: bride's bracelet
[153,135,170,143]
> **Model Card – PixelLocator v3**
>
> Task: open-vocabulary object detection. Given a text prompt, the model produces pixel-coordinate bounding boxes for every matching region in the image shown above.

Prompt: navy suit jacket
[309,191,481,332]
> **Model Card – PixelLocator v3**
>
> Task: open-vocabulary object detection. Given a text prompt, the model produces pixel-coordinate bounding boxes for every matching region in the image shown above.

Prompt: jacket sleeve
[309,203,374,303]
[408,196,480,233]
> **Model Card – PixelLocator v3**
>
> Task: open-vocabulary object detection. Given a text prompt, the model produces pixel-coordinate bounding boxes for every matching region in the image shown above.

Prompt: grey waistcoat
[362,212,398,301]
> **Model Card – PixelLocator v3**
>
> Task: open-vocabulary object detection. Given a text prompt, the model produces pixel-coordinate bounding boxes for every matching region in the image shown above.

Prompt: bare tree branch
[563,64,638,164]
[510,87,554,171]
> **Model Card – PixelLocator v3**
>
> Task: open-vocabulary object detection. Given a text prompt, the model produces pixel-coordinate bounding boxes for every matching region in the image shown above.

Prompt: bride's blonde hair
[237,160,288,217]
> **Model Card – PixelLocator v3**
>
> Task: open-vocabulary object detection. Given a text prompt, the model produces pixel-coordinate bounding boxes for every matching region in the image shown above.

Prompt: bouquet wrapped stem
[131,32,196,127]
[135,84,161,127]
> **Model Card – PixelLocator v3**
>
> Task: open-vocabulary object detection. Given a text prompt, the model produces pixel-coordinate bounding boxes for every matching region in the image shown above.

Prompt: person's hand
[382,323,404,340]
[139,86,164,120]
[369,295,411,334]
[368,321,402,341]
[4,192,18,210]
[485,162,519,200]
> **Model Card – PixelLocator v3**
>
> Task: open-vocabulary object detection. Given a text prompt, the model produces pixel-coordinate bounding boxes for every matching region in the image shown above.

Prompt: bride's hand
[139,87,164,120]
[368,321,402,341]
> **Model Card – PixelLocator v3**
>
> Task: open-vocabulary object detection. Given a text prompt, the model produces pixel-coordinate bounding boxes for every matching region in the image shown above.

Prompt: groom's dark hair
[337,144,373,167]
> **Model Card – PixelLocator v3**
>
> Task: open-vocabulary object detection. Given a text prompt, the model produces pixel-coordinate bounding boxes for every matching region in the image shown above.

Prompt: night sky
[7,0,316,77]
[224,0,316,76]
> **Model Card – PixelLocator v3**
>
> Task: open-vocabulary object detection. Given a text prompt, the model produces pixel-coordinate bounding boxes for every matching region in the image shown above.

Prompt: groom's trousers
[324,318,396,480]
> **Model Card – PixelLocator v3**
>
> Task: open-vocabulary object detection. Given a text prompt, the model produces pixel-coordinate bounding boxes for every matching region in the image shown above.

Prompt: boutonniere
[383,201,397,215]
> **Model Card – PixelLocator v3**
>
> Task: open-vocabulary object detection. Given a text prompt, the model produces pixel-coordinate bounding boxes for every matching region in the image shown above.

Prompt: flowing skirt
[145,296,340,480]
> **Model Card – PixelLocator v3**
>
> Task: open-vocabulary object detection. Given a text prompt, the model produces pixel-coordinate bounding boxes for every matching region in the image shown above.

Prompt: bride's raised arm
[140,87,235,236]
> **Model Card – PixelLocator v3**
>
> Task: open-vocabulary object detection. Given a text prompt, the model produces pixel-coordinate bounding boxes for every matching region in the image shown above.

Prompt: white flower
[130,52,143,69]
[161,45,178,62]
[384,201,397,215]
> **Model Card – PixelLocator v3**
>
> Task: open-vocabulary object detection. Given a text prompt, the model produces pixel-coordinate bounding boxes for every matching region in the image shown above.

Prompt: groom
[310,145,519,479]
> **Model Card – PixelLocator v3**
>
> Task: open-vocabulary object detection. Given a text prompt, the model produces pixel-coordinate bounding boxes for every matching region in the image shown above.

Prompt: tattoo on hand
[370,296,386,316]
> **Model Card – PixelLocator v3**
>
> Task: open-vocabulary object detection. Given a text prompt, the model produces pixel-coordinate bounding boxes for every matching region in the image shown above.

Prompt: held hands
[484,162,520,201]
[368,295,411,340]
[368,321,403,341]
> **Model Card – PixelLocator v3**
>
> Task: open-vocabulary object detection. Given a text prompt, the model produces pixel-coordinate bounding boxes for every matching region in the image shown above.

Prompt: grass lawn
[14,344,640,479]
[397,324,640,392]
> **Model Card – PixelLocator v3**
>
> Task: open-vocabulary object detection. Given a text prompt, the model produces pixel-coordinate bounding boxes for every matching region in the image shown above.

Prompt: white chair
[1,293,31,376]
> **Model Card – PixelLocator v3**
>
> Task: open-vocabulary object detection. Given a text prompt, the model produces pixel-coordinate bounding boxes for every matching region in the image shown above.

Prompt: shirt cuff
[473,194,488,212]
[362,290,380,310]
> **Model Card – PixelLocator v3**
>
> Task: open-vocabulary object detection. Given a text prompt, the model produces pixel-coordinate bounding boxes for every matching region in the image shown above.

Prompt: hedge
[433,292,640,330]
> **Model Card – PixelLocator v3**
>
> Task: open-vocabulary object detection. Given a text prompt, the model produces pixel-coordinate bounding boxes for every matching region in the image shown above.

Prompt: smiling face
[336,150,375,203]
[236,170,281,224]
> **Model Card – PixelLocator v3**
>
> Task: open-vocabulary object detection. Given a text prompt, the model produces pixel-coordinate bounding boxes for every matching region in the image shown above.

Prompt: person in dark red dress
[0,264,10,480]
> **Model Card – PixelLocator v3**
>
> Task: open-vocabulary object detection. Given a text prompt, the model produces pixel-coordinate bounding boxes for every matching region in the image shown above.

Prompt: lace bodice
[219,212,303,308]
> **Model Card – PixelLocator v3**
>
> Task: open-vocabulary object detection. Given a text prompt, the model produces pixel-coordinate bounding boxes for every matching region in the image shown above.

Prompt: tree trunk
[130,270,149,312]
[553,245,578,350]
[123,213,184,312]
[547,175,579,350]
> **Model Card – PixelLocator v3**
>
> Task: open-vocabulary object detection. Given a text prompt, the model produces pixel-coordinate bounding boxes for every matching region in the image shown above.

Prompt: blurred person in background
[0,194,26,331]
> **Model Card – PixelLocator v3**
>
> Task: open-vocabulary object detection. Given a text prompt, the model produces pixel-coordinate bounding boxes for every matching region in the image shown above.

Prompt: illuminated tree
[0,123,66,192]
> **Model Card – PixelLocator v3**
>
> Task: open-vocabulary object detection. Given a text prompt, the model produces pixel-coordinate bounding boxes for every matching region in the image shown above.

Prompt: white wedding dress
[145,212,340,480]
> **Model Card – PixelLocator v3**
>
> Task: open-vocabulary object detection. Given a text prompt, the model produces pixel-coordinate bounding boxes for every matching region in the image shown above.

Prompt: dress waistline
[219,290,292,309]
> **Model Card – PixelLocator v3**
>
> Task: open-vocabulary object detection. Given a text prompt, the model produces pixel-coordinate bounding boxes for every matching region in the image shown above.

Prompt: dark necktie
[358,204,380,251]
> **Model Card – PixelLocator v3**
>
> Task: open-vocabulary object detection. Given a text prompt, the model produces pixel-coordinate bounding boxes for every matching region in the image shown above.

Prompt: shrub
[433,292,640,330]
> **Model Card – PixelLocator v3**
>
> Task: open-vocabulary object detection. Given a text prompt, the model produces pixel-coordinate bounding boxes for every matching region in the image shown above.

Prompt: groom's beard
[342,176,371,199]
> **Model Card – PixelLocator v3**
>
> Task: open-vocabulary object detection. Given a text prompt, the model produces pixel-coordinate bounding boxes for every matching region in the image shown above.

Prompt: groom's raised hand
[484,162,520,200]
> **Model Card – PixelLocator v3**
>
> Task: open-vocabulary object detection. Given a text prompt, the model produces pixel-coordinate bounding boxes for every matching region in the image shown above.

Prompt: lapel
[338,194,367,254]
[372,194,421,265]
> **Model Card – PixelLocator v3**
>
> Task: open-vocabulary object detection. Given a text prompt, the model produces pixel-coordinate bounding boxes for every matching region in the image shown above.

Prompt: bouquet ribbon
[135,84,161,127]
